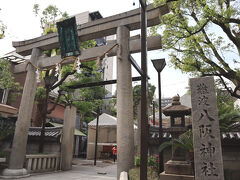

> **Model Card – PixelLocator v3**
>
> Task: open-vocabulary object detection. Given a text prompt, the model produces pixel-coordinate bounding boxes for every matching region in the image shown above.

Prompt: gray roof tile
[28,127,62,138]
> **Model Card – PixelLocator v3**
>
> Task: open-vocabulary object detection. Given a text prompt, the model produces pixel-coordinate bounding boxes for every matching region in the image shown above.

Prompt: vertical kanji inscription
[190,77,224,180]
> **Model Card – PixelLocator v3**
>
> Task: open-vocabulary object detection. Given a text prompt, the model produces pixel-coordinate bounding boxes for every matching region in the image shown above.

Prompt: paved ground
[17,159,117,180]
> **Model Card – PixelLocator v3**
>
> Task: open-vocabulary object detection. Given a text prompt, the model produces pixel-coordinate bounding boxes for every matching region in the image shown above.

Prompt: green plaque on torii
[57,17,80,59]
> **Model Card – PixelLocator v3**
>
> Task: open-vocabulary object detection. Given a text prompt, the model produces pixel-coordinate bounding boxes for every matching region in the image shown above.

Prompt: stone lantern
[163,95,191,127]
[160,95,194,180]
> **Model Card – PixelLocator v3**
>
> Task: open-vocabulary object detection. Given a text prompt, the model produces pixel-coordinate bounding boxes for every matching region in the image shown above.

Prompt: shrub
[135,156,140,166]
[148,155,158,171]
[135,155,158,169]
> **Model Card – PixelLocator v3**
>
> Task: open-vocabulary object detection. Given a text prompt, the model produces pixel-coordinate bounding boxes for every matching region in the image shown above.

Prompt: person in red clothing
[112,145,117,163]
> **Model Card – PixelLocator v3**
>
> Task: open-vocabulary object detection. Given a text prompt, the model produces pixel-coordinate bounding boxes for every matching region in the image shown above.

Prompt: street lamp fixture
[151,58,166,174]
[151,58,166,73]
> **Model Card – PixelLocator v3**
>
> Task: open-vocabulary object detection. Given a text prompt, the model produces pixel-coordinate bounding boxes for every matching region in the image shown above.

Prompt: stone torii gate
[2,4,169,179]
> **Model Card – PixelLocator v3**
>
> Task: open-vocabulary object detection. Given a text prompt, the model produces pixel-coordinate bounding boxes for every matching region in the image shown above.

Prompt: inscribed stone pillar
[116,25,134,179]
[61,105,76,171]
[1,48,42,178]
[190,77,224,180]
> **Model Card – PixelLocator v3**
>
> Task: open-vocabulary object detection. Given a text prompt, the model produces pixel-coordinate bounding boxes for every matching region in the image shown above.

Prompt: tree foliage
[32,4,105,151]
[0,20,6,39]
[0,59,15,89]
[0,116,15,141]
[159,130,193,153]
[33,4,68,33]
[60,61,107,124]
[0,8,6,39]
[0,59,21,102]
[153,0,240,98]
[33,3,105,130]
[216,85,240,131]
[133,83,156,119]
[218,104,240,131]
[106,96,117,117]
[33,4,68,130]
[33,4,69,57]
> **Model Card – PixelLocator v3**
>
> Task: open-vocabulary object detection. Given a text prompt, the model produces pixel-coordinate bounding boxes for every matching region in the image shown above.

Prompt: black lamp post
[151,58,166,174]
[152,101,155,126]
[140,0,148,180]
[93,107,100,166]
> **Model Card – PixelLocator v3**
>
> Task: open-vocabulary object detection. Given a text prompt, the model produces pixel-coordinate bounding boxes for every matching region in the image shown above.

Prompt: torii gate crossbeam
[14,35,162,74]
[13,4,169,56]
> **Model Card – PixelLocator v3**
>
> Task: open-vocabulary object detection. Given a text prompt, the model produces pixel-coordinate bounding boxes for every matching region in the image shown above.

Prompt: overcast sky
[0,0,189,98]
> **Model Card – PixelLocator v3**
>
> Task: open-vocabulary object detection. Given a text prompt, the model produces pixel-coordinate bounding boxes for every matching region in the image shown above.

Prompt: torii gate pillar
[1,48,42,178]
[61,105,77,170]
[116,26,134,179]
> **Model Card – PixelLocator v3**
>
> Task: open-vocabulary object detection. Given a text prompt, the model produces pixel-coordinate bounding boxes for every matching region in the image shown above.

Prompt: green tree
[216,85,240,131]
[133,83,156,119]
[186,81,240,130]
[0,8,6,39]
[33,4,68,57]
[33,4,68,33]
[153,0,240,98]
[159,130,193,154]
[106,96,117,117]
[33,4,105,152]
[61,61,107,131]
[32,4,70,152]
[0,59,15,90]
[0,59,21,104]
[218,104,240,131]
[0,20,6,39]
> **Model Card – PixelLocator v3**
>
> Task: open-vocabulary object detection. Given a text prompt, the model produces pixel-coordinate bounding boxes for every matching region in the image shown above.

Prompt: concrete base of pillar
[160,160,194,180]
[160,172,194,180]
[165,160,193,175]
[0,168,30,179]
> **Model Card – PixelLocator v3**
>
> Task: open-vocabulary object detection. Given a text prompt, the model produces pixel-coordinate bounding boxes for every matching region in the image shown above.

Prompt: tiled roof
[0,51,28,64]
[48,122,86,136]
[221,131,240,140]
[162,96,191,116]
[149,127,240,141]
[150,132,240,140]
[228,122,240,131]
[163,104,191,116]
[28,127,62,138]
